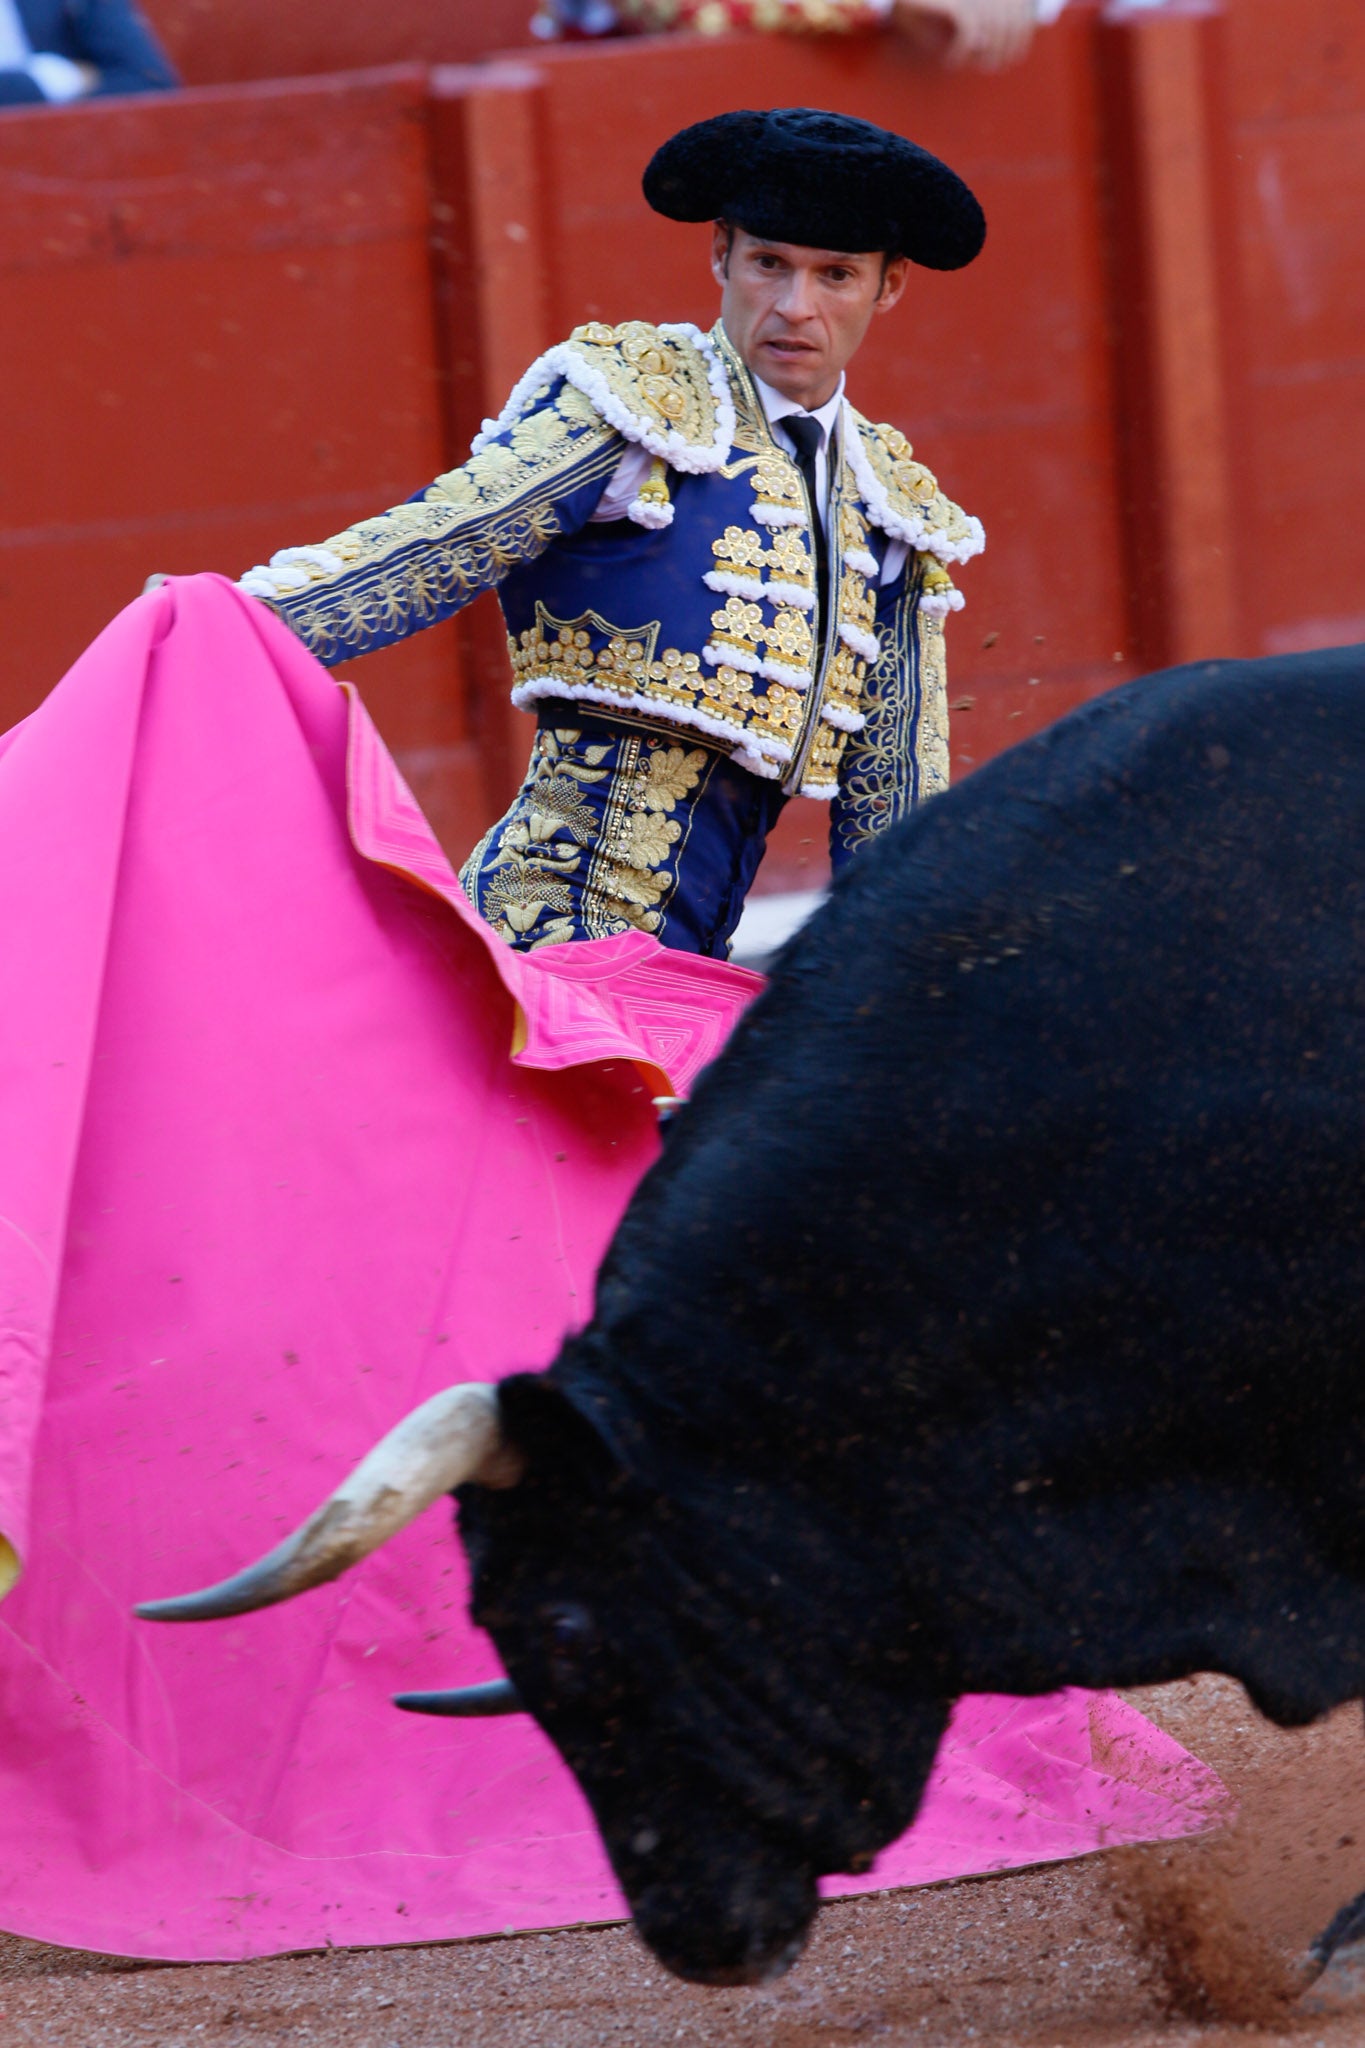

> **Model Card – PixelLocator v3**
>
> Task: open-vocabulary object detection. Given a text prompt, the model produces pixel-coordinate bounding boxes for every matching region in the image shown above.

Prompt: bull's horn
[135,1382,523,1623]
[393,1681,525,1717]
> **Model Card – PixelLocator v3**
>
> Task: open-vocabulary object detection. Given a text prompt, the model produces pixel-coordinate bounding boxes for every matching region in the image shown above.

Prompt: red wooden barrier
[141,0,536,86]
[0,69,484,848]
[1224,0,1365,658]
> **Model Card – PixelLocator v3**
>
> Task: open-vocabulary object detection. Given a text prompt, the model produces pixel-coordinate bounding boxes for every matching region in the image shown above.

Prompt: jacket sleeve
[828,555,952,870]
[71,0,180,93]
[239,376,625,669]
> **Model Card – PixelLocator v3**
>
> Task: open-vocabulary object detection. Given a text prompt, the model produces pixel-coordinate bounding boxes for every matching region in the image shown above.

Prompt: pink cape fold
[0,577,1227,1962]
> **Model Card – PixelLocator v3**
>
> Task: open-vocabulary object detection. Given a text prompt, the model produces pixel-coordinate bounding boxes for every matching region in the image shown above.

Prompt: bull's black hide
[461,648,1365,1984]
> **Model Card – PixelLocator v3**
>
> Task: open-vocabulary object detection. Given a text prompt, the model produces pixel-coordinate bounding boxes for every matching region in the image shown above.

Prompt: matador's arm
[238,376,625,669]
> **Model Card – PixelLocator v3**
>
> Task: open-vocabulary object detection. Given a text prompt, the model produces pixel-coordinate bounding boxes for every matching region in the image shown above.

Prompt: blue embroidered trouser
[459,709,787,957]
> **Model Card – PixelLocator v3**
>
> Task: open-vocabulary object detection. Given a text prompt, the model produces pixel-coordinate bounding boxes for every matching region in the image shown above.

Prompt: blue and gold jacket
[242,321,982,936]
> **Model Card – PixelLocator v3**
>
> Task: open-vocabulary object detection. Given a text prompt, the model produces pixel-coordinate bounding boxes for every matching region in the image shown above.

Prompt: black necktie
[784,413,830,619]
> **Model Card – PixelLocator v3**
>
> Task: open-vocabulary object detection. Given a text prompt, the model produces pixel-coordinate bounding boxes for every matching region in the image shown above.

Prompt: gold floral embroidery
[564,320,722,451]
[831,563,949,846]
[585,739,710,936]
[915,609,951,800]
[822,642,868,722]
[710,520,815,595]
[840,567,877,641]
[713,526,767,571]
[767,609,814,664]
[850,410,982,562]
[511,607,794,767]
[256,381,622,667]
[801,718,853,794]
[481,866,575,938]
[642,743,708,811]
[767,527,816,589]
[524,774,600,845]
[616,809,678,870]
[461,726,714,948]
[709,596,765,649]
[751,455,804,524]
[460,727,613,947]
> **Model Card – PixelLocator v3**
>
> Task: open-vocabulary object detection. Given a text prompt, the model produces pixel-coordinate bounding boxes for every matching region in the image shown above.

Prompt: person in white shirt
[534,0,1182,71]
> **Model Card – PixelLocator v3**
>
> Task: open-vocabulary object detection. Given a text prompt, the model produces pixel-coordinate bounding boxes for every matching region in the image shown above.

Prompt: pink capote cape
[0,577,1227,1962]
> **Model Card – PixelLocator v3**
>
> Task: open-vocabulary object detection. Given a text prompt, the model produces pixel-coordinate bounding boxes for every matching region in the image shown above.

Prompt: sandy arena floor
[6,1677,1365,2048]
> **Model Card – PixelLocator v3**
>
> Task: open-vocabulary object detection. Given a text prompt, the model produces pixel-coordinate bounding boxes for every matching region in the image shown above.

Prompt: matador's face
[711,224,909,411]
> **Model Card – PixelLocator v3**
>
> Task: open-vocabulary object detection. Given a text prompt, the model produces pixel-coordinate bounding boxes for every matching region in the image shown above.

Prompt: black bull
[144,648,1365,1987]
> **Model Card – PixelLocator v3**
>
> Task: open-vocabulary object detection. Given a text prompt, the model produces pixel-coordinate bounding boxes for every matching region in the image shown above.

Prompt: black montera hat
[643,107,985,271]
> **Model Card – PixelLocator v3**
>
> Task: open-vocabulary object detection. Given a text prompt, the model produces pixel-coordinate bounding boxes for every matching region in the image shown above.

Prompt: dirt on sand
[5,1676,1365,2048]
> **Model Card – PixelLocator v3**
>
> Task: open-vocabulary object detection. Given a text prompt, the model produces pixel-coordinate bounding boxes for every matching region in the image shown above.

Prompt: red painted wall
[0,69,482,849]
[141,0,537,85]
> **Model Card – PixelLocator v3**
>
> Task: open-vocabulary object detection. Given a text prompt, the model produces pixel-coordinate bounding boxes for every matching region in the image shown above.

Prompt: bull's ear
[489,1373,624,1496]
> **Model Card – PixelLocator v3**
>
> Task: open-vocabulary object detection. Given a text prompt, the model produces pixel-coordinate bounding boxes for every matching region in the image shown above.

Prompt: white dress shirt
[594,368,908,586]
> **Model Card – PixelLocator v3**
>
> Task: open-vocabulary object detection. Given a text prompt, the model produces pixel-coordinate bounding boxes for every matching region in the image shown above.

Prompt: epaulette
[845,409,985,569]
[473,320,735,479]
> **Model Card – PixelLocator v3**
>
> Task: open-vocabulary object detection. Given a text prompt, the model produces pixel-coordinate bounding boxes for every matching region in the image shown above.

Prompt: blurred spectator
[0,0,178,107]
[533,0,1191,68]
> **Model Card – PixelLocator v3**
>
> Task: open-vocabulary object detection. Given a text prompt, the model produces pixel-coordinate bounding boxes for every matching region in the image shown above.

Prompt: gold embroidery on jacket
[833,562,950,850]
[713,525,767,571]
[461,727,615,948]
[582,737,711,937]
[915,607,951,800]
[459,723,713,948]
[257,383,622,665]
[565,321,721,450]
[849,413,981,562]
[510,605,798,765]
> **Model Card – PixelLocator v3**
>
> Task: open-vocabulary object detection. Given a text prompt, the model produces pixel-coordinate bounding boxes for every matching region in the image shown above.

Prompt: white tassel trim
[704,569,766,604]
[767,579,817,611]
[730,747,786,781]
[798,781,838,801]
[702,642,814,691]
[239,543,346,597]
[919,588,966,617]
[472,322,735,475]
[838,621,881,663]
[627,495,674,530]
[753,504,806,529]
[704,639,763,675]
[702,569,815,613]
[846,545,879,577]
[509,674,794,764]
[763,656,816,689]
[821,703,867,733]
[843,411,986,566]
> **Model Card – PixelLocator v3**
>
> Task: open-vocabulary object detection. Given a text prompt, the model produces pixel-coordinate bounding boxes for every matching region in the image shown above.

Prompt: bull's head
[138,1372,946,1985]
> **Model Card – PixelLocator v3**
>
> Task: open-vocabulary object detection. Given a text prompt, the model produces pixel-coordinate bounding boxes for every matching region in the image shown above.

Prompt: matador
[239,108,987,957]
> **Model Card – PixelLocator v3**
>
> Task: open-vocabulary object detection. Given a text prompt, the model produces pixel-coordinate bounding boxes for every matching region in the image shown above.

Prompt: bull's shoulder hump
[845,406,985,569]
[475,320,736,476]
